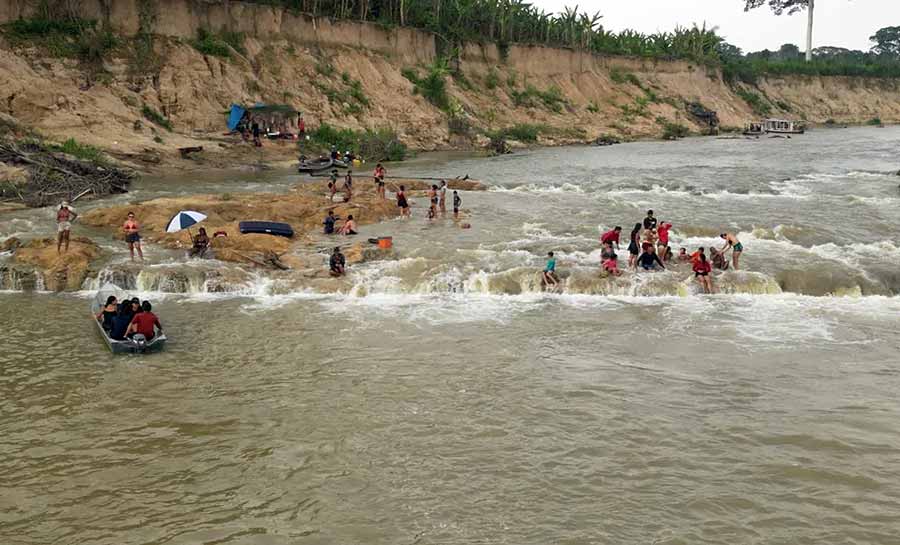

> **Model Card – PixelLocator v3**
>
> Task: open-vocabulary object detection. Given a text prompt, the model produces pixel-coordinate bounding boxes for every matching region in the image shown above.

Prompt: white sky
[530,0,898,53]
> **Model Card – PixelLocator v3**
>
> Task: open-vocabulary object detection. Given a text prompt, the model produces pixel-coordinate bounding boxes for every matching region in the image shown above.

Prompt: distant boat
[743,121,765,136]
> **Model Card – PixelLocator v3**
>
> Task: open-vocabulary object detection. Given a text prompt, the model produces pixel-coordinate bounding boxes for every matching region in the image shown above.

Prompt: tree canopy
[743,0,810,15]
[870,26,900,58]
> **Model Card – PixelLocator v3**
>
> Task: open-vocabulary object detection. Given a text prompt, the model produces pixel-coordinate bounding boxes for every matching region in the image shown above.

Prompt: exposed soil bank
[2,0,900,175]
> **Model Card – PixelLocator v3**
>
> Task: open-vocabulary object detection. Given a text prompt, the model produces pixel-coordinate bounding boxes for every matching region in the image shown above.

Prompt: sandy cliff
[2,0,900,166]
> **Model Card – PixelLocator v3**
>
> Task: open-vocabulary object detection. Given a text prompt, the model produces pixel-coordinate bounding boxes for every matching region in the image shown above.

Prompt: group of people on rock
[542,209,744,294]
[327,163,387,204]
[95,295,163,341]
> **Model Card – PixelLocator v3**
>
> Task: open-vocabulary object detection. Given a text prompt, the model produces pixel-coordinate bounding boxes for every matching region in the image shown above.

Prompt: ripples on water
[3,128,900,544]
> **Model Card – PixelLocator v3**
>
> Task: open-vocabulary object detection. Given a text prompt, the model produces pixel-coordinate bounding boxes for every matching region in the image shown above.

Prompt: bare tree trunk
[805,0,814,62]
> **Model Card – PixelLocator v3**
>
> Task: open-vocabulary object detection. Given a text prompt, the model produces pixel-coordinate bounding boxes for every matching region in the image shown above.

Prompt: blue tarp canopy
[227,104,246,131]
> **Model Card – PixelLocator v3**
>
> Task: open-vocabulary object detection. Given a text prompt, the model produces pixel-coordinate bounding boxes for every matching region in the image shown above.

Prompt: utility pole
[805,0,815,62]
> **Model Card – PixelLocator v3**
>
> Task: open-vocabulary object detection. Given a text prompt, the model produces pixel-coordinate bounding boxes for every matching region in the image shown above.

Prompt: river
[2,127,900,544]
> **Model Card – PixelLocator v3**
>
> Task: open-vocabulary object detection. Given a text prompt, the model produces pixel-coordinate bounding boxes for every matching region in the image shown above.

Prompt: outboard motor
[132,334,147,351]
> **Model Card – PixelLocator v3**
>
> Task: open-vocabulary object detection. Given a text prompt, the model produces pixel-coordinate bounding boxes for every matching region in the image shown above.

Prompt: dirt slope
[2,1,900,168]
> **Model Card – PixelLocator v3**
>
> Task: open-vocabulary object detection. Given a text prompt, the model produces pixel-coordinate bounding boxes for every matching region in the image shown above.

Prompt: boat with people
[91,283,167,354]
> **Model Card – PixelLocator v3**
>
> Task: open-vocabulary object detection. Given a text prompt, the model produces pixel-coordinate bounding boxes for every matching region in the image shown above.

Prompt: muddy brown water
[2,127,900,544]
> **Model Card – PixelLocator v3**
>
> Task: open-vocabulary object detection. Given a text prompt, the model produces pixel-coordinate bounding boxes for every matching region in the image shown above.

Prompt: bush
[308,124,407,162]
[660,119,690,140]
[510,84,568,112]
[142,105,172,131]
[586,101,600,114]
[867,117,883,126]
[485,68,500,90]
[735,88,771,116]
[192,28,245,58]
[48,138,106,163]
[402,61,451,112]
[610,67,641,87]
[488,123,543,143]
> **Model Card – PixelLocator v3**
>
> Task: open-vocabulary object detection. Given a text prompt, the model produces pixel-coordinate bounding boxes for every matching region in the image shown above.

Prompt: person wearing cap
[329,247,345,277]
[56,201,78,254]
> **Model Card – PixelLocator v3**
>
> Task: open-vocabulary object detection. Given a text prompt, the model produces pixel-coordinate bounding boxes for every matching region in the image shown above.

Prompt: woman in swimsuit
[396,185,410,217]
[627,223,641,269]
[123,212,143,261]
[693,252,713,294]
[96,295,118,332]
[428,185,438,216]
[720,232,743,270]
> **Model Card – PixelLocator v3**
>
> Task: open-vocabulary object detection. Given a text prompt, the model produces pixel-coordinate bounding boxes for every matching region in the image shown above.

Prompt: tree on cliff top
[871,26,900,58]
[743,0,815,62]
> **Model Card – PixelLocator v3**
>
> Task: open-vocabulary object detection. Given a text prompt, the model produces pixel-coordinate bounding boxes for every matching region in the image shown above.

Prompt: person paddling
[719,232,744,270]
[123,211,143,261]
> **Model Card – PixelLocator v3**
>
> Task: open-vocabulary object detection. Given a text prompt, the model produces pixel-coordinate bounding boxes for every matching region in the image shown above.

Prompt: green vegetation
[48,138,107,164]
[485,68,500,90]
[141,105,173,131]
[191,27,246,58]
[402,61,451,112]
[586,101,600,114]
[735,88,772,116]
[3,16,118,65]
[610,68,641,87]
[307,124,407,162]
[867,117,883,126]
[510,85,568,112]
[658,118,690,140]
[313,74,370,116]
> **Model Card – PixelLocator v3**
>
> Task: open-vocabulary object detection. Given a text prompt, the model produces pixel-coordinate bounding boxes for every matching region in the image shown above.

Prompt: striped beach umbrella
[166,211,207,233]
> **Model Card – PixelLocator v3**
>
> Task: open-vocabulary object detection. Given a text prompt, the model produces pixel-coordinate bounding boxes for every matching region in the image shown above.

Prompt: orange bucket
[377,237,393,249]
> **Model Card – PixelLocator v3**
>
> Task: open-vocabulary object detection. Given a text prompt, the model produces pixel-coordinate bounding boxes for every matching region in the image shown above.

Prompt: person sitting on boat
[338,215,357,236]
[127,301,162,341]
[190,228,210,258]
[329,247,346,277]
[96,296,118,332]
[110,302,135,341]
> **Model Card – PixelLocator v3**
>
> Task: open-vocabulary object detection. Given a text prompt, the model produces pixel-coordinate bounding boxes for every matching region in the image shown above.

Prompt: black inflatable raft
[239,221,294,238]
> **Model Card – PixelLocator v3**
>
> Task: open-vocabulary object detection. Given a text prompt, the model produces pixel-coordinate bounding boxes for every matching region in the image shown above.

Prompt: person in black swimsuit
[627,223,642,269]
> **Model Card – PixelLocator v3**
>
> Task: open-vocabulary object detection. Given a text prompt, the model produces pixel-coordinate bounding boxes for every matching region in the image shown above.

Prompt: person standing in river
[452,191,462,218]
[601,226,622,250]
[643,210,657,231]
[123,211,143,262]
[396,185,410,217]
[720,232,744,270]
[657,221,672,261]
[438,181,448,213]
[343,170,353,202]
[627,223,641,269]
[56,201,77,254]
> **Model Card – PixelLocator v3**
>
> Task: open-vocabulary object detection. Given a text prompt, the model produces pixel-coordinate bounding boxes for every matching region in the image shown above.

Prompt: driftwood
[0,140,135,207]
